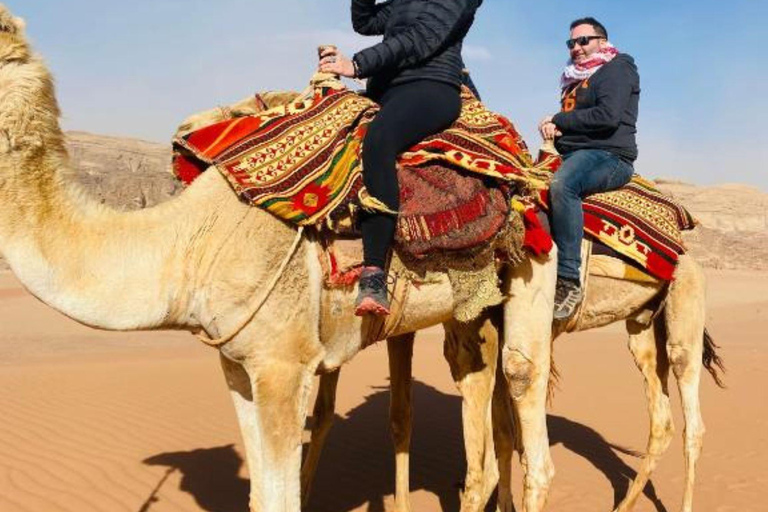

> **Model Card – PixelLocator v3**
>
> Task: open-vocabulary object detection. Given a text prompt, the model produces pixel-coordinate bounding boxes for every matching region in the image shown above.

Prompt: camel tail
[702,327,726,388]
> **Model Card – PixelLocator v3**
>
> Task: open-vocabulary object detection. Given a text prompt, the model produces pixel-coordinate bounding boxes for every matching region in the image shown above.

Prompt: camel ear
[13,17,25,32]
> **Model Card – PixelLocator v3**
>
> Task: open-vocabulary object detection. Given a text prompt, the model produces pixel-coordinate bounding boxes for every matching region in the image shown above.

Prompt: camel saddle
[172,79,555,262]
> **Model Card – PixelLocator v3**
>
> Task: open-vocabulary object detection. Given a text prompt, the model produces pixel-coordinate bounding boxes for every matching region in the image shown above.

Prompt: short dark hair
[570,17,608,39]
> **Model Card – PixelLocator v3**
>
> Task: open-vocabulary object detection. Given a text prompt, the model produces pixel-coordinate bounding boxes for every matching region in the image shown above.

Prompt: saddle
[171,76,695,325]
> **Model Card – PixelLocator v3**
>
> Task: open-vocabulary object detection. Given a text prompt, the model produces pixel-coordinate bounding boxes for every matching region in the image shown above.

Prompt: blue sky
[7,0,767,189]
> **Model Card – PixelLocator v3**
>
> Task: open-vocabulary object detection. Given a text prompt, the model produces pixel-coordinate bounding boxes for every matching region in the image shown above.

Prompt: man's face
[569,24,607,63]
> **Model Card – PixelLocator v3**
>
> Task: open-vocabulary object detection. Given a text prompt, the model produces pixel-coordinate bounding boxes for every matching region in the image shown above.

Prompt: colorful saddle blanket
[531,149,697,280]
[173,82,695,280]
[173,84,552,258]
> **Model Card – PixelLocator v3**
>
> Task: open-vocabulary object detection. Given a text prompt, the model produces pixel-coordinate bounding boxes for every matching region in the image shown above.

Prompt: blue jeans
[550,149,635,282]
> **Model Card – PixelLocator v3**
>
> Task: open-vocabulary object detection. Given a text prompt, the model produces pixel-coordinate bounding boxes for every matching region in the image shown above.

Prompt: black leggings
[362,80,462,268]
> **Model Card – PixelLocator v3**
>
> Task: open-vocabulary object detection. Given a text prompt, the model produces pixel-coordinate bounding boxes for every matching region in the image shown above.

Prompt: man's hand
[538,115,562,141]
[319,47,356,78]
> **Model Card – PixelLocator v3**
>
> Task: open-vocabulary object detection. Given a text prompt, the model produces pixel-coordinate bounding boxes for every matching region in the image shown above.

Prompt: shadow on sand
[140,381,666,512]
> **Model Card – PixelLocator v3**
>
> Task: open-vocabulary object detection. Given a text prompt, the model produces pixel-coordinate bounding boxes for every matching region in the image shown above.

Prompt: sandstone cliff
[656,180,768,271]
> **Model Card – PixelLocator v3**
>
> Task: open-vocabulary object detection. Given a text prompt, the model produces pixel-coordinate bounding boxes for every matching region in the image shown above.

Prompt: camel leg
[301,369,340,507]
[220,354,261,499]
[491,350,517,512]
[501,254,557,512]
[615,318,674,512]
[665,257,707,512]
[387,333,416,512]
[220,353,315,512]
[443,313,501,512]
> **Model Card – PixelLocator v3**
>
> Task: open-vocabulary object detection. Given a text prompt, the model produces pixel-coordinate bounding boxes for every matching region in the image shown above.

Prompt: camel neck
[0,73,232,332]
[0,150,216,330]
[0,51,210,331]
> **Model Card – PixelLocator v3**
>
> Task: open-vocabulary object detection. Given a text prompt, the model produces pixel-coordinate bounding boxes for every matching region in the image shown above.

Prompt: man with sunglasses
[539,17,640,321]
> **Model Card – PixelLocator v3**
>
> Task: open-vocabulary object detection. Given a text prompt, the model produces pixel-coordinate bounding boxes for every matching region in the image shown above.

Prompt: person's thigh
[555,149,631,197]
[374,81,461,153]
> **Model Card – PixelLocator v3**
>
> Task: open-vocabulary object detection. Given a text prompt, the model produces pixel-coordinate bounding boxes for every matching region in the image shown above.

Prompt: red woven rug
[396,164,510,257]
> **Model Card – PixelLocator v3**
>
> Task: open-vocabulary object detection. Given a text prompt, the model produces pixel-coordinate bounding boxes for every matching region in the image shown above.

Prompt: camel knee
[650,420,675,454]
[684,421,706,450]
[502,349,534,399]
[668,345,691,379]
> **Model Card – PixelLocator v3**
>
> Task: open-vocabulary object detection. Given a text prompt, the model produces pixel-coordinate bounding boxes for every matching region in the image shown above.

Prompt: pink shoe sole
[354,297,391,317]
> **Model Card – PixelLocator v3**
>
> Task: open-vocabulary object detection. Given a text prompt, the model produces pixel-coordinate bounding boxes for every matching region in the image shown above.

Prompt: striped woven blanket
[532,148,697,280]
[173,85,549,227]
[173,82,695,280]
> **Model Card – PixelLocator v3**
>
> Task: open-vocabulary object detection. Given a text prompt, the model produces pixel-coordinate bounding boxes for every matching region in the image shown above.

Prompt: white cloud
[463,44,493,62]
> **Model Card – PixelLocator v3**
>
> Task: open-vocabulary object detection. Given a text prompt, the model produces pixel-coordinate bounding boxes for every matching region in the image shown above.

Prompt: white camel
[0,7,556,511]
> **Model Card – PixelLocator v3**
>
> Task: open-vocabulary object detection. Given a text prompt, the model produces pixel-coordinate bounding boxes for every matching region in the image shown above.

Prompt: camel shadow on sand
[140,380,667,512]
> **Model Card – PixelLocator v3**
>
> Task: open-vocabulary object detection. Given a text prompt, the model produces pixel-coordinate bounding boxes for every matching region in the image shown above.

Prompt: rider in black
[320,0,483,316]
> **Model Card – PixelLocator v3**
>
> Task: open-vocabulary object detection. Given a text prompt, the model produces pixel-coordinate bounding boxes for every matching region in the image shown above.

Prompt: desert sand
[1,266,766,512]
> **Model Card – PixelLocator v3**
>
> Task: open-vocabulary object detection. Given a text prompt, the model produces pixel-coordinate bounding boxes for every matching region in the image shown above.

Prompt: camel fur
[0,6,559,511]
[306,255,723,512]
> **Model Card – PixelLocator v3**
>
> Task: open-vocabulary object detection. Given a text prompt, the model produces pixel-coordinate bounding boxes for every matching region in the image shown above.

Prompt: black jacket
[351,0,482,96]
[552,54,640,162]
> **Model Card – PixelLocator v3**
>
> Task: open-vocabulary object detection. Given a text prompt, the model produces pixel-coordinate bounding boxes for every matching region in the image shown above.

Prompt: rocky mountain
[1,133,766,273]
[64,131,181,210]
[655,180,768,271]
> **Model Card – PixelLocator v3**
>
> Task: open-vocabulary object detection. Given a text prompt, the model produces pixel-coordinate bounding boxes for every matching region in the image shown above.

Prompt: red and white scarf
[560,43,619,91]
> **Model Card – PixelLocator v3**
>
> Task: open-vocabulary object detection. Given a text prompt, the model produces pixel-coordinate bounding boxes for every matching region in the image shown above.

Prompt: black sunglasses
[566,35,605,49]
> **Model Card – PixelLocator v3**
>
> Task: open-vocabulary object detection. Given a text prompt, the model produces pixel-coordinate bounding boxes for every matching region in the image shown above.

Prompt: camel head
[0,4,62,164]
[0,4,30,63]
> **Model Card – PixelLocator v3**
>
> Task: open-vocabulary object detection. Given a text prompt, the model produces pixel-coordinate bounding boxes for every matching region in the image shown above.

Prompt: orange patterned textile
[173,86,550,229]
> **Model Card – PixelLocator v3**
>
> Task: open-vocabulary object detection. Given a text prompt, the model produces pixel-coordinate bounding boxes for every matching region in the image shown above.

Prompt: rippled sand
[0,270,765,512]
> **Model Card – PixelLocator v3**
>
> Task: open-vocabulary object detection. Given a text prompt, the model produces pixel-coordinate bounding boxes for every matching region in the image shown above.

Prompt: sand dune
[1,269,766,512]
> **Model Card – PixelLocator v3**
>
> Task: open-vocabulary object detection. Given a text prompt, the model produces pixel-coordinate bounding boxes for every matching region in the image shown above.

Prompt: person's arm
[353,0,476,79]
[552,60,636,134]
[352,0,393,36]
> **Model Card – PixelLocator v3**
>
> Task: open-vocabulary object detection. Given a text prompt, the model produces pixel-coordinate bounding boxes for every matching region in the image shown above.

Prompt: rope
[196,227,306,347]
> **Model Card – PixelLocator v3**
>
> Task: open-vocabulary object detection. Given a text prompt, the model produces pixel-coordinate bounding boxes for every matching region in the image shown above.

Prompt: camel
[305,236,726,512]
[499,258,723,512]
[172,51,726,512]
[0,6,557,511]
[175,91,540,512]
[174,90,725,512]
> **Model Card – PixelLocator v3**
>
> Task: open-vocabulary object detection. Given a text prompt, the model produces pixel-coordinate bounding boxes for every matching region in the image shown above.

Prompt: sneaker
[355,266,391,316]
[553,277,583,321]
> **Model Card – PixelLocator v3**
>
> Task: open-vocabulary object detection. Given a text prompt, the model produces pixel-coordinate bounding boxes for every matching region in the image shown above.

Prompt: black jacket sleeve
[353,0,476,79]
[352,0,393,36]
[552,60,636,134]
